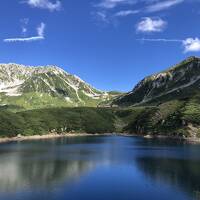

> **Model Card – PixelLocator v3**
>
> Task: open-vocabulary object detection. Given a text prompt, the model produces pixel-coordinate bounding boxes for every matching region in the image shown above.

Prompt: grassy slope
[1,94,200,138]
[0,107,116,137]
[0,92,109,111]
[121,95,200,138]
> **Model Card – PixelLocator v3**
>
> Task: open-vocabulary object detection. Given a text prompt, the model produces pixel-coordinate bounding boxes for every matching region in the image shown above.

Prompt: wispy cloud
[146,0,184,12]
[95,0,135,9]
[94,11,109,23]
[114,10,140,17]
[137,37,200,53]
[37,22,45,37]
[93,0,186,23]
[95,0,185,11]
[136,17,167,33]
[20,18,29,35]
[25,0,61,11]
[4,36,44,42]
[4,22,46,43]
[138,38,182,42]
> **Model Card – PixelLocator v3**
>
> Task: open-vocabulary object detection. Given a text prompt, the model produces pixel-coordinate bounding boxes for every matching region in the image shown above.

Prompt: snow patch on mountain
[0,79,24,96]
[0,63,112,108]
[65,97,73,103]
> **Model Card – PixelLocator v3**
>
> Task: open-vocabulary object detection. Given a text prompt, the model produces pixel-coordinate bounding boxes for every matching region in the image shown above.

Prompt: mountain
[1,58,200,139]
[112,56,200,107]
[0,63,113,110]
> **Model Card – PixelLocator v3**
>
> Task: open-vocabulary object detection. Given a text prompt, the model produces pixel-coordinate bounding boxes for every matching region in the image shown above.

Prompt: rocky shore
[0,133,200,144]
[0,133,104,144]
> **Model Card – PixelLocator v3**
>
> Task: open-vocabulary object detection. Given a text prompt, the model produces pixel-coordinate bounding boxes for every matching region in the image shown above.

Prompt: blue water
[0,136,199,200]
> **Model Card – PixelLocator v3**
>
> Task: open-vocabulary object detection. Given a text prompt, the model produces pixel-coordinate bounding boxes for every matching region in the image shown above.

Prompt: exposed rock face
[0,63,110,109]
[112,57,200,106]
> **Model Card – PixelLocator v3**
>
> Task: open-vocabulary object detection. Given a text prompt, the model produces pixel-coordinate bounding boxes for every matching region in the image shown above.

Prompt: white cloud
[26,0,61,11]
[183,38,200,53]
[22,27,27,34]
[4,36,44,42]
[138,38,182,42]
[94,0,186,23]
[136,17,167,32]
[20,18,29,35]
[95,0,184,11]
[146,0,184,12]
[137,37,200,53]
[4,22,46,43]
[114,10,140,17]
[20,18,29,25]
[95,11,109,22]
[96,0,135,9]
[37,22,45,37]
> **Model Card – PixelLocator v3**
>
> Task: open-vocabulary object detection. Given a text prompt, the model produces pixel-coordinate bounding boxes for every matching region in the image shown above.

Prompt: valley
[1,57,200,140]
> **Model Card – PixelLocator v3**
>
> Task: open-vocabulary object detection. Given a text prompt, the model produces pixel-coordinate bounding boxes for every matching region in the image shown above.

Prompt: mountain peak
[112,57,200,106]
[0,63,113,110]
[186,56,200,61]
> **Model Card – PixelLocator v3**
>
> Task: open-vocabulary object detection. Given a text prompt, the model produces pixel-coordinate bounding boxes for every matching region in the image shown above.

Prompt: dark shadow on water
[135,156,200,199]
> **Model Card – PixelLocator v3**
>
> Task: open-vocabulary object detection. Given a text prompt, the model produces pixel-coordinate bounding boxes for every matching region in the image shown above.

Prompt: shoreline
[142,134,200,144]
[119,133,200,144]
[0,133,113,144]
[0,133,200,144]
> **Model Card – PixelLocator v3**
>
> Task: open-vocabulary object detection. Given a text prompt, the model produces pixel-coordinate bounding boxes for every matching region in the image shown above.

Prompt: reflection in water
[0,136,199,200]
[136,157,200,199]
[0,157,97,192]
[0,136,121,192]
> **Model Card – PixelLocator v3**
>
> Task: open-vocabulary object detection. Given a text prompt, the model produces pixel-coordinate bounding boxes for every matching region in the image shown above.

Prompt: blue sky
[1,0,200,91]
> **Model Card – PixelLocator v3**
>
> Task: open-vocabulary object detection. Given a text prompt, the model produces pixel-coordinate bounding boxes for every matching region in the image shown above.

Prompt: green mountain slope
[112,56,200,107]
[2,97,200,138]
[1,58,200,139]
[101,56,200,138]
[0,107,116,137]
[0,63,114,110]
